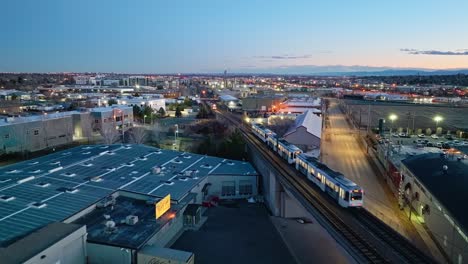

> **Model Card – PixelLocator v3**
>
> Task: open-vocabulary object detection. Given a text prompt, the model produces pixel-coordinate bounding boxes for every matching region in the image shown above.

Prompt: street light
[389,114,397,134]
[434,116,443,135]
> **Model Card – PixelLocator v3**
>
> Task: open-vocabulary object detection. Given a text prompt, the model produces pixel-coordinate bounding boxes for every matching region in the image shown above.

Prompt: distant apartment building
[117,98,166,112]
[123,76,150,87]
[74,75,90,85]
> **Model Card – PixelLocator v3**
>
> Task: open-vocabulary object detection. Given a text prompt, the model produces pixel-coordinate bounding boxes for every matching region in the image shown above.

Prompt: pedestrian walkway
[270,216,357,264]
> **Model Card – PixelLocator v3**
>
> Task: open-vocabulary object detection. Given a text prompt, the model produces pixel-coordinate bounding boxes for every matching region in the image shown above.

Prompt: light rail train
[251,123,363,207]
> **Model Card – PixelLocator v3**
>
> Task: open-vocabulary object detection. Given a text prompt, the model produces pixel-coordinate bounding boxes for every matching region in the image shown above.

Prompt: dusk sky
[1,0,467,73]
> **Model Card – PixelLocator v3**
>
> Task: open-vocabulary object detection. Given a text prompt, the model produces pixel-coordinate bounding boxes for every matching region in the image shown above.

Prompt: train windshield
[350,190,363,201]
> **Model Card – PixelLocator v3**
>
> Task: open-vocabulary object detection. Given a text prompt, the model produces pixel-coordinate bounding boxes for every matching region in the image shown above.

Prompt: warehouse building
[283,110,322,151]
[400,153,468,264]
[0,144,258,263]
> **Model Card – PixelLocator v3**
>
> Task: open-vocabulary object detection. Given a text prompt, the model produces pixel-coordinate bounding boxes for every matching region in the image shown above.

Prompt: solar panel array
[0,144,257,246]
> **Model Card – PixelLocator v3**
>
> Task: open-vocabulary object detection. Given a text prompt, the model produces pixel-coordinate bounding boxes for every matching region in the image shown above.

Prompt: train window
[344,191,350,201]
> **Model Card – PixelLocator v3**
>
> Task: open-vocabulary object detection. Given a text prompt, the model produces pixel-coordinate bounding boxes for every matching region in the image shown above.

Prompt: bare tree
[269,118,295,137]
[129,126,147,144]
[100,126,120,144]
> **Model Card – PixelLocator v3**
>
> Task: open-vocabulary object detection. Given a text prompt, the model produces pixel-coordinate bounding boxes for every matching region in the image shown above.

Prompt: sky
[1,0,468,73]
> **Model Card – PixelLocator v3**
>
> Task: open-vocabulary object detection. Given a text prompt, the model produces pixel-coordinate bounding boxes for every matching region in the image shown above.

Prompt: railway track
[218,110,436,264]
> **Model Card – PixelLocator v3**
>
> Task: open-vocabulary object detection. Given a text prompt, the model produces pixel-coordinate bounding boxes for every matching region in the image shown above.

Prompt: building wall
[401,165,468,264]
[146,210,185,248]
[1,116,74,154]
[91,108,133,132]
[24,225,87,264]
[242,97,284,112]
[206,175,258,199]
[87,243,133,264]
[283,126,321,151]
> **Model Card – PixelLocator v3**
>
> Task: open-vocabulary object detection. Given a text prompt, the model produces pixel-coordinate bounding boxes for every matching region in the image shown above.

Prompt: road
[320,99,433,248]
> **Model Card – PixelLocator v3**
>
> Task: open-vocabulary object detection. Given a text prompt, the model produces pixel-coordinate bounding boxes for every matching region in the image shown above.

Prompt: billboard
[155,194,171,219]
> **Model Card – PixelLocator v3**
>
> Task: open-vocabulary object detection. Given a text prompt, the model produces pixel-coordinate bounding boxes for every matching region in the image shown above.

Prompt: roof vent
[152,166,162,175]
[123,162,134,167]
[100,146,109,149]
[97,197,115,208]
[179,177,188,181]
[50,161,61,165]
[105,221,117,233]
[81,162,93,167]
[0,195,15,202]
[31,202,46,209]
[82,151,91,155]
[28,161,39,165]
[183,155,192,159]
[151,150,162,154]
[227,161,235,166]
[201,164,212,169]
[29,169,42,174]
[125,215,139,225]
[443,165,448,174]
[138,156,147,160]
[164,181,174,186]
[173,159,183,164]
[91,176,103,182]
[62,172,76,177]
[36,182,50,188]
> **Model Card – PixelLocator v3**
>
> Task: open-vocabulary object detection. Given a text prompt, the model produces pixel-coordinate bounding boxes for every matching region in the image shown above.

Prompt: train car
[251,123,275,143]
[277,139,303,164]
[267,133,278,151]
[296,154,363,207]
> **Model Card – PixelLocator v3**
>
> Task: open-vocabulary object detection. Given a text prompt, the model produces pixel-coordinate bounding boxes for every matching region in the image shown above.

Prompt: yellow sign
[155,194,171,219]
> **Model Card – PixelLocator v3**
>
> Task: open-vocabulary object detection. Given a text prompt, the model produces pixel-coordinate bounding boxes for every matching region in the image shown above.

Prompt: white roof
[284,110,322,139]
[219,94,239,101]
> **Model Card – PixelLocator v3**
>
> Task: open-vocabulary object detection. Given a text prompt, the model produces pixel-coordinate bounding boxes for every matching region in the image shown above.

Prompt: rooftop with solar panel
[0,144,259,252]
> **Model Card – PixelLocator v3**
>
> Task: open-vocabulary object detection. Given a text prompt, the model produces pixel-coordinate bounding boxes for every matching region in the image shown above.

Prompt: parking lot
[171,200,295,264]
[376,133,468,149]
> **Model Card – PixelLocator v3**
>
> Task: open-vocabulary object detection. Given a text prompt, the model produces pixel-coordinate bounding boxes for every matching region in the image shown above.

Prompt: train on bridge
[252,123,364,208]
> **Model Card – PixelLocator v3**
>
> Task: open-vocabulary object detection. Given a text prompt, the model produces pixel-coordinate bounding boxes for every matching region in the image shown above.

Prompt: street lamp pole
[389,114,397,135]
[434,116,443,135]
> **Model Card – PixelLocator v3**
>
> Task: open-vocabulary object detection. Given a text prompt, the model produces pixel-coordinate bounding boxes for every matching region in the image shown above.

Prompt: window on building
[221,181,236,196]
[33,130,39,135]
[95,119,99,123]
[239,180,253,195]
[4,134,9,139]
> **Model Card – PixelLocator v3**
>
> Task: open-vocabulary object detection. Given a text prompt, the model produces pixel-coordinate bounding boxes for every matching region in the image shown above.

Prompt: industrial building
[400,153,468,264]
[277,97,322,114]
[241,95,285,113]
[0,106,133,155]
[0,144,258,263]
[283,110,322,151]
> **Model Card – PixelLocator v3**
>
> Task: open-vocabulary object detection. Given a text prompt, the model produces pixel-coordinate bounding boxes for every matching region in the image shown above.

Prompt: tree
[108,99,118,106]
[175,106,182,118]
[129,127,147,144]
[268,118,294,137]
[158,107,166,117]
[11,94,18,100]
[142,105,153,118]
[100,126,120,144]
[133,105,142,119]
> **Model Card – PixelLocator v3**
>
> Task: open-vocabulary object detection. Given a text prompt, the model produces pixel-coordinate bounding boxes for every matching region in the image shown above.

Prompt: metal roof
[0,144,258,246]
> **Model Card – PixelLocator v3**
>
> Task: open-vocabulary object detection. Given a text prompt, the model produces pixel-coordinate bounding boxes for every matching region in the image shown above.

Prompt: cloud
[254,54,313,60]
[401,48,468,55]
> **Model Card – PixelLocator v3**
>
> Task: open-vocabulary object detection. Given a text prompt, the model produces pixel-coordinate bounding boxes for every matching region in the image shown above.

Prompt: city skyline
[1,0,468,73]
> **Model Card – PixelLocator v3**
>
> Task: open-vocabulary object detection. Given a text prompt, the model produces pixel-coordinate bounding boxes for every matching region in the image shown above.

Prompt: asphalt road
[320,99,420,240]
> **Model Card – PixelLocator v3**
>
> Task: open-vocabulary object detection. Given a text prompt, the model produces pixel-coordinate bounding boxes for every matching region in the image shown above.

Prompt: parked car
[392,133,399,138]
[418,134,426,138]
[431,134,439,139]
[435,143,442,148]
[445,135,454,140]
[426,142,434,147]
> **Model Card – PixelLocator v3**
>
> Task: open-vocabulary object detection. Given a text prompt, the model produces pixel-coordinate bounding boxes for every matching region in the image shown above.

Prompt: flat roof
[402,153,468,231]
[0,144,257,246]
[73,195,191,249]
[0,222,84,264]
